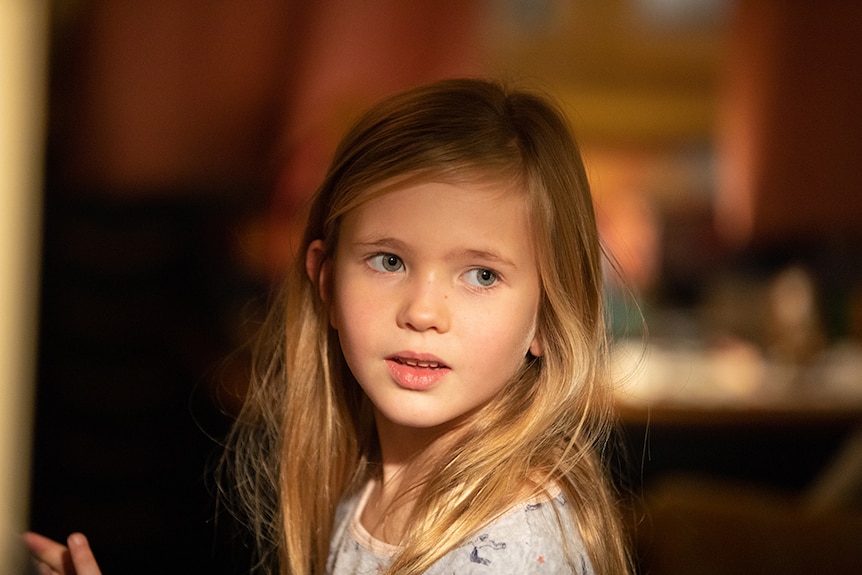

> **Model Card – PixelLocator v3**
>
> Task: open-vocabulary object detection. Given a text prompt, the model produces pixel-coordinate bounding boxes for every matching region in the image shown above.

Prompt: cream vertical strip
[0,0,47,571]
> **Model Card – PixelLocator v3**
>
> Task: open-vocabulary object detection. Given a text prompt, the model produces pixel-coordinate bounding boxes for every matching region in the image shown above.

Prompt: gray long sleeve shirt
[327,482,594,574]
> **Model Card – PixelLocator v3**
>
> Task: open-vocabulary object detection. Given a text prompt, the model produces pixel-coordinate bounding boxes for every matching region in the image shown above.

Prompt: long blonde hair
[221,78,631,575]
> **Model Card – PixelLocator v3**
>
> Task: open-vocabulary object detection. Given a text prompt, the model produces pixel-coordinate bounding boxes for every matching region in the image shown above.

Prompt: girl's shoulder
[435,487,594,574]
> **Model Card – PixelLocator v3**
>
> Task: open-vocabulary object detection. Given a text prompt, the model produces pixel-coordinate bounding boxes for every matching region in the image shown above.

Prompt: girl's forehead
[336,181,540,266]
[325,169,536,248]
[349,172,528,209]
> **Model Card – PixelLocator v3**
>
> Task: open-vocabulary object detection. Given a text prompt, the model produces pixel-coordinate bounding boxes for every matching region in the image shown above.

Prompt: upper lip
[386,352,449,369]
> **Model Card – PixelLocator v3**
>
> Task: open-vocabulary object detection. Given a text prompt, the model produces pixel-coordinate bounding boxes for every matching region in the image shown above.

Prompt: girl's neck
[361,413,462,544]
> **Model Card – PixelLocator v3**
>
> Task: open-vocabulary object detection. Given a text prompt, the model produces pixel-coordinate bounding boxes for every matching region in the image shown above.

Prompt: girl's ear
[305,239,330,303]
[529,332,544,358]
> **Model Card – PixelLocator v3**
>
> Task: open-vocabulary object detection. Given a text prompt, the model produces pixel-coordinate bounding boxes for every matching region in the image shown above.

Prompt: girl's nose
[396,276,450,333]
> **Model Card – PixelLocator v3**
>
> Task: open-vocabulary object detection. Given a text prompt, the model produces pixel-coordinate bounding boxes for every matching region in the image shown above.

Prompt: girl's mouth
[385,354,450,390]
[391,357,446,369]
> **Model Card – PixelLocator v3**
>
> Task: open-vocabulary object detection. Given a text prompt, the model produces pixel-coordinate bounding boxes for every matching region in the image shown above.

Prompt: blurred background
[3,0,861,573]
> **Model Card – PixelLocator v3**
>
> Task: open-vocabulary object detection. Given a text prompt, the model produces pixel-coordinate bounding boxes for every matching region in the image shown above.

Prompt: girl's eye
[465,268,498,288]
[369,253,404,273]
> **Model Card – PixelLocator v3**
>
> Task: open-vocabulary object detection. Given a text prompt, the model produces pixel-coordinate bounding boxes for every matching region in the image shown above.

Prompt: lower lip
[386,359,450,390]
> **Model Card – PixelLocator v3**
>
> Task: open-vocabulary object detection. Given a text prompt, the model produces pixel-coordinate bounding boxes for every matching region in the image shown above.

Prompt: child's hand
[22,532,102,575]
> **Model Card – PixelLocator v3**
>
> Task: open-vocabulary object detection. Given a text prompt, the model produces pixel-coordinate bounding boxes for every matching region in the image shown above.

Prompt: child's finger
[67,533,102,575]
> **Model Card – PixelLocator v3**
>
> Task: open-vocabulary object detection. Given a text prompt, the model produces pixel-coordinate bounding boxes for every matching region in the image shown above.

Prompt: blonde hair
[221,78,631,575]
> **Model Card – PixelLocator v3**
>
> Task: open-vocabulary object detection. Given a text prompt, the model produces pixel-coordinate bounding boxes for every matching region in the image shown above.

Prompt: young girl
[26,78,631,575]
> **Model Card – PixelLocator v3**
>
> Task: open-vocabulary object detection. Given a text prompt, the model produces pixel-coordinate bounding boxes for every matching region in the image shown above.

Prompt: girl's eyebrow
[453,248,517,270]
[352,236,413,255]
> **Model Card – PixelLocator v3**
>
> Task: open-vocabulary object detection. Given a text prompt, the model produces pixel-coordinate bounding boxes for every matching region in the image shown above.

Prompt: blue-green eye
[465,268,498,287]
[369,253,404,273]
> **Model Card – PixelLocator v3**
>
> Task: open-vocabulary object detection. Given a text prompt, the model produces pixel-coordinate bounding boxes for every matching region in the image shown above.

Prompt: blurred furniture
[638,473,862,575]
[616,371,862,574]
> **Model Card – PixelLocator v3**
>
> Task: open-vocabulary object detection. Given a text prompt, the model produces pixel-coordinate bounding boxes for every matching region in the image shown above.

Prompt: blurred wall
[717,0,862,248]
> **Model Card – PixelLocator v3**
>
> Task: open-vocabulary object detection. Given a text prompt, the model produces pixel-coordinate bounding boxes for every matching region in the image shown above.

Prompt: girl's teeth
[402,359,440,368]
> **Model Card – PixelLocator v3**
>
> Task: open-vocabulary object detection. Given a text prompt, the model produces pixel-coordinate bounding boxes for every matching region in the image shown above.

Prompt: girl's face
[325,180,543,438]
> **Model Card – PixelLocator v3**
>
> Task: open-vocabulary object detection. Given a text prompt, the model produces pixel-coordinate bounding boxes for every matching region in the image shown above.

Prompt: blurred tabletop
[612,338,862,426]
